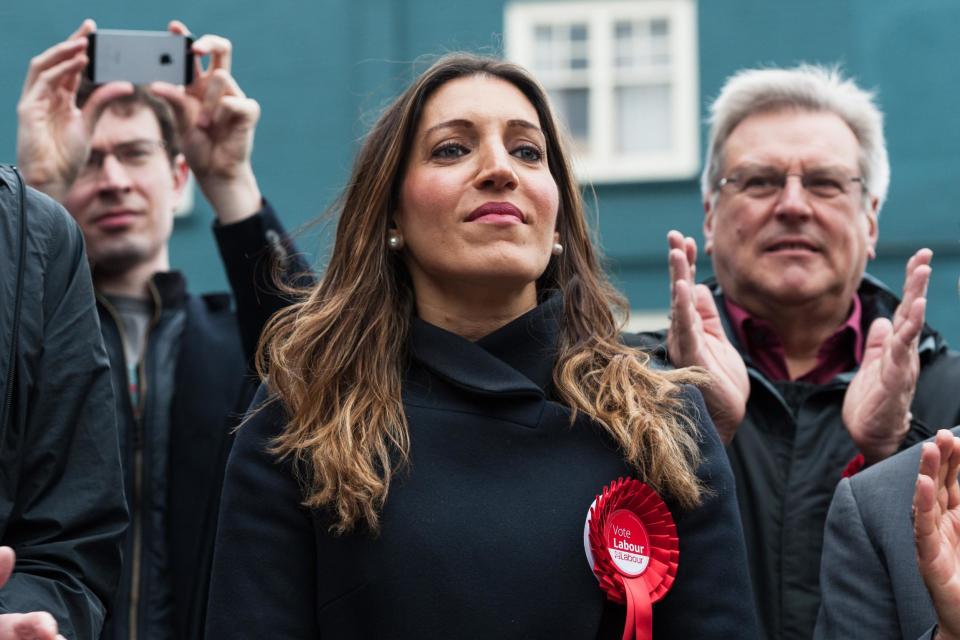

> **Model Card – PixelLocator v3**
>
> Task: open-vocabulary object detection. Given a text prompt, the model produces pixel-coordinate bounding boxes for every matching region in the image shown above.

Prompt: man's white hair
[701,64,889,213]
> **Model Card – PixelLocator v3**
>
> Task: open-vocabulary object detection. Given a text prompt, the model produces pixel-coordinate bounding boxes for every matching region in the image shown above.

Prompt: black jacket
[637,275,960,640]
[99,204,308,640]
[205,294,760,639]
[0,166,127,639]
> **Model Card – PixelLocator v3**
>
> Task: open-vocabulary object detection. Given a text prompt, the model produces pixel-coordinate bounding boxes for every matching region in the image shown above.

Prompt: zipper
[1,170,27,448]
[97,282,162,640]
[129,431,144,640]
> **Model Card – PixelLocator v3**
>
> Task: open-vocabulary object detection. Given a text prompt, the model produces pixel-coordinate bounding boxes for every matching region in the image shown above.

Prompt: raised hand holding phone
[148,21,262,223]
[16,19,133,200]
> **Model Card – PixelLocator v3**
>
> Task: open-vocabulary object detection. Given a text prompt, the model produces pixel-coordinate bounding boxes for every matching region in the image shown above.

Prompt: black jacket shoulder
[0,166,126,640]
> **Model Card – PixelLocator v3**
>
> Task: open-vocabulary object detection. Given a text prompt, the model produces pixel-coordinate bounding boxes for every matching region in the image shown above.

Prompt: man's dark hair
[77,80,181,160]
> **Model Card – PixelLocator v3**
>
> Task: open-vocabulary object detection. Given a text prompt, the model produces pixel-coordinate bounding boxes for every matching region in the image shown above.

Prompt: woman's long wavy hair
[259,53,709,534]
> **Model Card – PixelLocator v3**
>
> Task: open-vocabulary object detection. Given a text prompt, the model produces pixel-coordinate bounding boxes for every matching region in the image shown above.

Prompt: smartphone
[86,29,194,85]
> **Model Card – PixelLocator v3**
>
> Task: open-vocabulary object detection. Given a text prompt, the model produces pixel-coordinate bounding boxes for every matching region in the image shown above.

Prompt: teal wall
[3,0,959,343]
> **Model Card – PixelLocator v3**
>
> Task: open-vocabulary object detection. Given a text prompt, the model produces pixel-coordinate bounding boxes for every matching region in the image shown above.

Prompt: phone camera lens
[160,53,173,65]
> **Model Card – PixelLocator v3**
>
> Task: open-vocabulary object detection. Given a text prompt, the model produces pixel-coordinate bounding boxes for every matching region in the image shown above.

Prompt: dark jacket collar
[151,271,188,309]
[408,292,563,397]
[706,272,948,363]
[95,270,188,311]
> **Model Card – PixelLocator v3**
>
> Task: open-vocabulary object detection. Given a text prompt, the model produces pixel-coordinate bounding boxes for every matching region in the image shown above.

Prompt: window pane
[533,24,555,72]
[531,21,589,72]
[569,22,589,70]
[650,18,670,66]
[614,19,632,67]
[616,84,671,153]
[549,88,589,146]
[614,18,671,69]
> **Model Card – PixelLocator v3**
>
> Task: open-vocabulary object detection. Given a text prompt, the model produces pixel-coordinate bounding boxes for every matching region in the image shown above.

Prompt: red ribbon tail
[622,577,653,640]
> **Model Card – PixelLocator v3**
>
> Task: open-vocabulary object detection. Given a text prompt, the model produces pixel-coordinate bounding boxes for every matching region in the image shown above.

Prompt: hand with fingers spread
[148,21,262,223]
[16,19,134,202]
[0,547,67,640]
[914,430,960,640]
[843,249,932,464]
[666,230,749,442]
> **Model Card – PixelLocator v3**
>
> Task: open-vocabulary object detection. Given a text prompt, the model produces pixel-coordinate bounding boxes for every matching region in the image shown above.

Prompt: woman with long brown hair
[204,54,757,639]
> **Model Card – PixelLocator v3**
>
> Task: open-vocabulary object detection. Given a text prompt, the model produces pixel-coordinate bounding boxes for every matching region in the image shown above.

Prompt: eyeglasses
[80,139,167,176]
[716,166,866,200]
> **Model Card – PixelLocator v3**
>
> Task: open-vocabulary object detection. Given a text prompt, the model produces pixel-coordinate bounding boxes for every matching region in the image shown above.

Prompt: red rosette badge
[583,477,679,640]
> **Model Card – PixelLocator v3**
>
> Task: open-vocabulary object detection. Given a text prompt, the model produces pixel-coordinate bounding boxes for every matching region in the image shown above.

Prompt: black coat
[205,294,759,639]
[636,275,960,640]
[0,166,127,639]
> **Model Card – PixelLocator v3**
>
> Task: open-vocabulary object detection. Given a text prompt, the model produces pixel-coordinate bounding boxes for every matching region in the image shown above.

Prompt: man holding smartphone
[16,18,305,640]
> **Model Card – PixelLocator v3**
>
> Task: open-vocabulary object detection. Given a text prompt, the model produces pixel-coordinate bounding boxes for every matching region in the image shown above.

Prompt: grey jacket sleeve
[0,194,127,640]
[815,477,901,640]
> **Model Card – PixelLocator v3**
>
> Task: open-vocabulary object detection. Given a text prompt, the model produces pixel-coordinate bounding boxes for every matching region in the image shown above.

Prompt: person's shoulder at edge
[231,383,290,458]
[620,329,674,371]
[14,179,89,282]
[4,171,83,250]
[845,425,960,496]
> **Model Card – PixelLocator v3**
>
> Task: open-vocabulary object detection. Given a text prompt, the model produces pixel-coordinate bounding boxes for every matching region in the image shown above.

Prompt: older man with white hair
[641,65,960,639]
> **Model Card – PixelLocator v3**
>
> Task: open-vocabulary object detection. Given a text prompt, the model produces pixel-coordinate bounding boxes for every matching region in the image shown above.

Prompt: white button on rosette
[604,509,651,577]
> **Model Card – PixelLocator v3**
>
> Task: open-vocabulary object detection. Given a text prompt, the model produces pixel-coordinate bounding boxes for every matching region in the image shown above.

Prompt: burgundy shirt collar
[723,294,864,384]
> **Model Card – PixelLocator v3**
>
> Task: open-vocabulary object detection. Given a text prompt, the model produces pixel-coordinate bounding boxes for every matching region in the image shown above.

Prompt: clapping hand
[844,249,931,463]
[666,230,749,442]
[914,429,960,640]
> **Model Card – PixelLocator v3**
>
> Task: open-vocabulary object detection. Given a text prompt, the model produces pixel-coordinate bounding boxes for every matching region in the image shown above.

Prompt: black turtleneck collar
[408,291,563,397]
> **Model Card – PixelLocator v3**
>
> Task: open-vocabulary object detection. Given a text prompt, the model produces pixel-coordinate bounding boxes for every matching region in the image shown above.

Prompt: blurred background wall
[3,0,959,342]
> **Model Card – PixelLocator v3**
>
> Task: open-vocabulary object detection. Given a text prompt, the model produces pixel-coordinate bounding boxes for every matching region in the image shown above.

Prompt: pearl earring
[552,242,563,256]
[387,231,403,250]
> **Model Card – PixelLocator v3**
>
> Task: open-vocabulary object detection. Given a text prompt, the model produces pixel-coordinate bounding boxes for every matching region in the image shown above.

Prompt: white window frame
[505,0,700,184]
